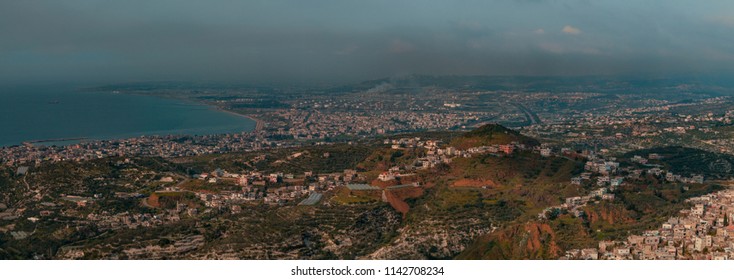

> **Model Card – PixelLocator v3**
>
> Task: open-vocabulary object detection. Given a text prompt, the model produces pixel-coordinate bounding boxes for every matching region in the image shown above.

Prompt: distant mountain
[326,74,734,94]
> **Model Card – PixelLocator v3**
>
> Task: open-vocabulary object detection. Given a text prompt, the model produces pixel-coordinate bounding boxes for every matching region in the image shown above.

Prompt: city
[3,79,734,260]
[3,3,734,280]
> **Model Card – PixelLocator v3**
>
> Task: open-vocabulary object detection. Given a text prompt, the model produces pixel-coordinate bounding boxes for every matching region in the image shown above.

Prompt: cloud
[539,42,565,54]
[538,43,603,55]
[388,39,415,54]
[562,25,582,35]
[335,45,359,56]
[709,15,734,27]
[2,1,734,84]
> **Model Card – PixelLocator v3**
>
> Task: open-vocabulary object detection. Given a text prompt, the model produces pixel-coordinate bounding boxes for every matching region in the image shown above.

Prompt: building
[499,144,515,154]
[237,176,248,186]
[16,166,29,175]
[378,172,395,181]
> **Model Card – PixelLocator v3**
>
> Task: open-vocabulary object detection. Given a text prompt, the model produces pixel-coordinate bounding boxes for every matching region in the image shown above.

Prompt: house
[692,204,704,216]
[566,196,582,205]
[16,166,29,176]
[598,241,615,252]
[628,235,644,246]
[591,188,608,197]
[344,169,357,177]
[692,175,704,184]
[644,236,660,246]
[713,253,728,260]
[499,144,515,154]
[610,177,624,187]
[580,248,599,260]
[665,172,676,182]
[237,176,248,186]
[252,180,266,186]
[648,168,663,176]
[571,177,583,185]
[269,173,280,183]
[378,172,395,181]
[631,155,648,164]
[694,237,704,252]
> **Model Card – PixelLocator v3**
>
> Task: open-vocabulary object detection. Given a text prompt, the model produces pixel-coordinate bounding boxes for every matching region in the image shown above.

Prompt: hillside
[365,145,588,259]
[450,124,540,149]
[623,146,734,179]
[458,178,723,259]
[0,125,728,260]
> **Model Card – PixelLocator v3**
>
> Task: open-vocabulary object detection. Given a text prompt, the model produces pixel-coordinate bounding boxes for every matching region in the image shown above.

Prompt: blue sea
[0,85,256,147]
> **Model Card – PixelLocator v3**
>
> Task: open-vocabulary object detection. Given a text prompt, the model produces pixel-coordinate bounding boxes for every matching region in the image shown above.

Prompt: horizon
[3,72,734,90]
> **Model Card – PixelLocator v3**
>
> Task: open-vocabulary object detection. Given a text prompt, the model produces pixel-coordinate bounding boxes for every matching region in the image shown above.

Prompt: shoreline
[25,137,89,144]
[211,106,265,132]
[107,90,264,133]
[1,90,262,148]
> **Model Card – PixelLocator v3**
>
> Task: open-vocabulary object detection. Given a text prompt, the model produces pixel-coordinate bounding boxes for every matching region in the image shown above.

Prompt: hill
[0,127,728,260]
[450,123,540,149]
[623,146,734,179]
[458,177,723,259]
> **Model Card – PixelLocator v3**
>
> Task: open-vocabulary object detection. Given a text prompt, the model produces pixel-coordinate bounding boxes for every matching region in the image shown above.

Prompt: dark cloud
[1,1,733,84]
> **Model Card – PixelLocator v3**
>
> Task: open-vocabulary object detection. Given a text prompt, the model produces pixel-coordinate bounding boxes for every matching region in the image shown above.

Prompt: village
[565,188,734,260]
[539,151,705,221]
[70,133,712,235]
[1,124,728,261]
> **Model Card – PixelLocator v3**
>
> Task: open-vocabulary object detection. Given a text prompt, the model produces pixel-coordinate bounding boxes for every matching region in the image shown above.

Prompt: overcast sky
[1,0,734,84]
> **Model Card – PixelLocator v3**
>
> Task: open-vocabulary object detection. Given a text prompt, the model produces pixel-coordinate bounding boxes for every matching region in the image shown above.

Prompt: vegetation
[1,125,729,260]
[450,124,540,149]
[623,146,734,179]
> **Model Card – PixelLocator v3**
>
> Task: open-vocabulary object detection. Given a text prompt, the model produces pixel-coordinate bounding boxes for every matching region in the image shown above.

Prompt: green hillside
[451,124,540,149]
[623,146,734,179]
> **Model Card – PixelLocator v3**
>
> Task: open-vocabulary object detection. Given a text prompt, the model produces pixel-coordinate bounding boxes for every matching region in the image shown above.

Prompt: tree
[725,214,729,227]
[546,208,561,220]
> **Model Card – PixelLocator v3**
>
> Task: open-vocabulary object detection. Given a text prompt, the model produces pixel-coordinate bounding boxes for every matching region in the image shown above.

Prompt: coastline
[1,89,261,148]
[107,90,263,133]
[211,106,265,132]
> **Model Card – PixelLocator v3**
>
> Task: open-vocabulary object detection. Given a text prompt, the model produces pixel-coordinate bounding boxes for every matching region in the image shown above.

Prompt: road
[511,102,542,126]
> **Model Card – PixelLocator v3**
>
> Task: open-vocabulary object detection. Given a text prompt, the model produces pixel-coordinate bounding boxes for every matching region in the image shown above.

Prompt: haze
[2,0,733,84]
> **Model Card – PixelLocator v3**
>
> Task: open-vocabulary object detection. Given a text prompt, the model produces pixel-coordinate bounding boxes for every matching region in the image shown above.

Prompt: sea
[0,85,256,147]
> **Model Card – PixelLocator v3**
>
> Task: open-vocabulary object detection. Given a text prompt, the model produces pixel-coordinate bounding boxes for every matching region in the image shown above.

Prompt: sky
[1,0,734,84]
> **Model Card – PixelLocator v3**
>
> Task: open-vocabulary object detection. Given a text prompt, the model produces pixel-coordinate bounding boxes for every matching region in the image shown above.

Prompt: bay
[0,85,256,147]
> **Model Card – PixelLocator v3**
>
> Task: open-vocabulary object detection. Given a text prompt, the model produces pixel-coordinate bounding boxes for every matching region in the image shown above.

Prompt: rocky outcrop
[585,203,635,225]
[460,222,561,259]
